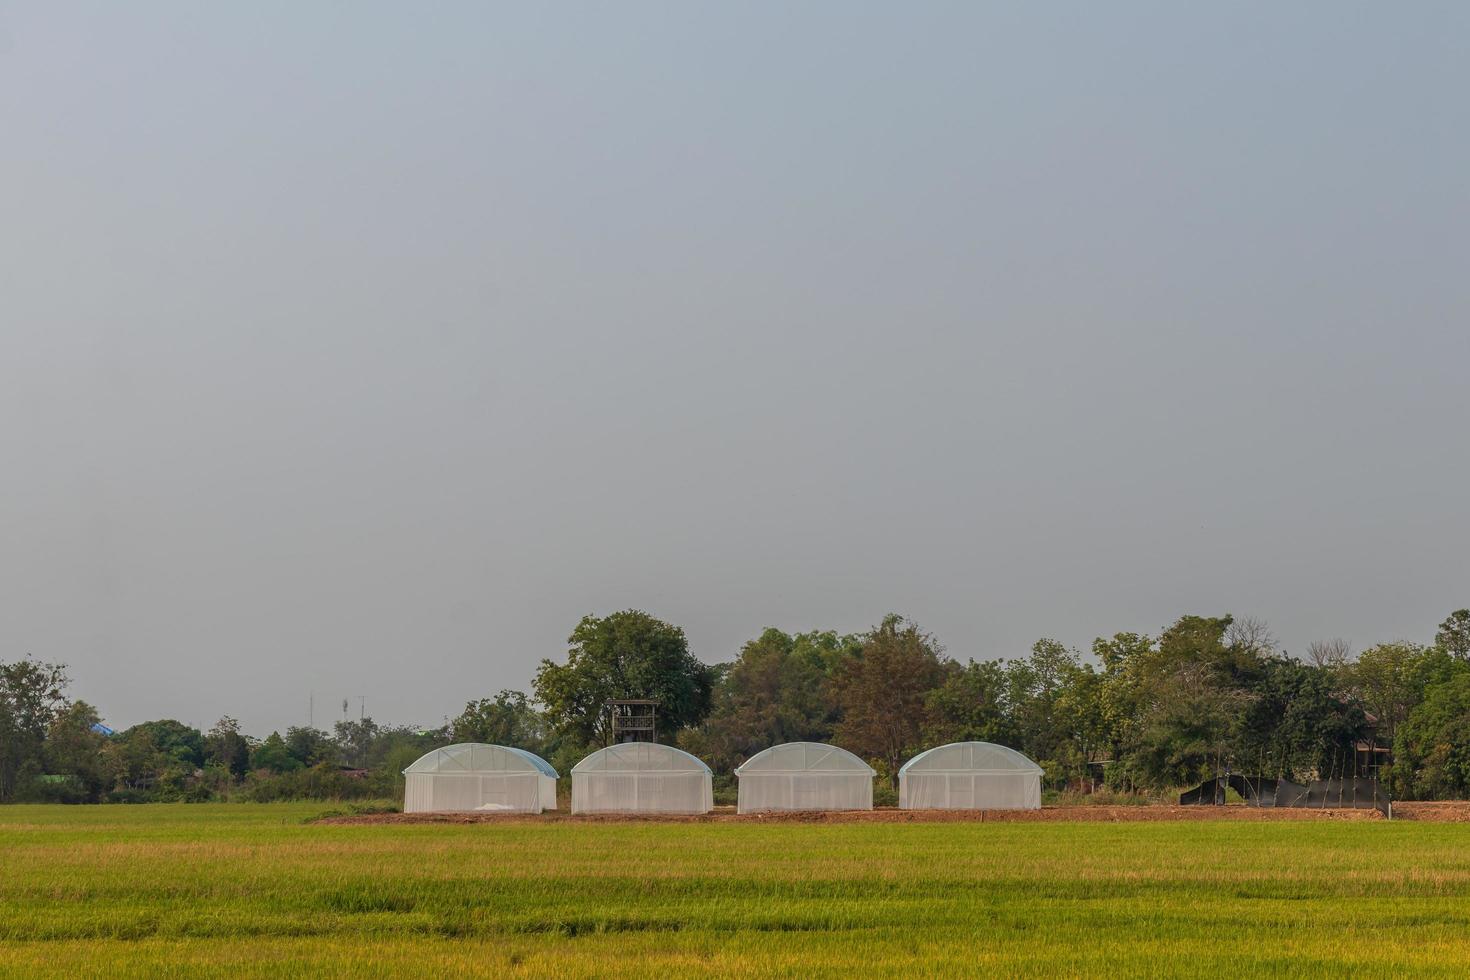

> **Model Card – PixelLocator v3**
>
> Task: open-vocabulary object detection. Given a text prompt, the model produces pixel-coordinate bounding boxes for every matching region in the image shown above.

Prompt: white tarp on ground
[403,743,558,814]
[899,741,1043,810]
[571,742,713,815]
[735,742,875,814]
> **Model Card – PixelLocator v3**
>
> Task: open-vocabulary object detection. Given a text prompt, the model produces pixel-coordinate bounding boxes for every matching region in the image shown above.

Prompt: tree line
[3,607,1469,804]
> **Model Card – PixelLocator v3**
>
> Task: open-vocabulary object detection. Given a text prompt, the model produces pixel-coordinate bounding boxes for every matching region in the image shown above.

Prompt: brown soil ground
[317,802,1466,826]
[1390,801,1470,821]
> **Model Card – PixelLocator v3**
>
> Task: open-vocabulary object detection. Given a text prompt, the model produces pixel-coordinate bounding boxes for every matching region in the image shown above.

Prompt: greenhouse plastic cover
[402,743,558,814]
[735,742,875,814]
[405,743,557,776]
[571,742,713,814]
[899,741,1042,810]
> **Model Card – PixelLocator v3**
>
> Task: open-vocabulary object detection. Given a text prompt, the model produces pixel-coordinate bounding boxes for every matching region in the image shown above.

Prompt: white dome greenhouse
[899,741,1043,810]
[571,742,713,815]
[402,743,558,814]
[734,742,875,814]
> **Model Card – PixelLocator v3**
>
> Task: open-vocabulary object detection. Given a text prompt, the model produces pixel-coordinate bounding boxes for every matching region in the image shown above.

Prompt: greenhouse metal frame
[571,742,713,815]
[402,742,558,813]
[735,741,875,814]
[899,740,1042,810]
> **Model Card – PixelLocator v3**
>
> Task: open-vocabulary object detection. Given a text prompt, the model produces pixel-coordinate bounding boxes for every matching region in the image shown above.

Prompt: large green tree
[204,717,252,779]
[1342,642,1445,746]
[1004,638,1086,771]
[689,628,856,772]
[0,657,70,801]
[1089,632,1156,786]
[115,729,168,793]
[44,701,119,801]
[284,726,338,768]
[250,732,302,774]
[450,690,547,755]
[1128,663,1248,789]
[833,615,954,787]
[1235,658,1367,781]
[1435,609,1470,661]
[924,658,1013,747]
[332,718,382,768]
[1394,664,1470,799]
[534,610,715,748]
[1099,616,1272,790]
[121,720,205,768]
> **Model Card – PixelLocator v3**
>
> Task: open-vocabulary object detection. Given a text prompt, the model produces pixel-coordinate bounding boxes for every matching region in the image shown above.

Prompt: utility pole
[357,696,366,720]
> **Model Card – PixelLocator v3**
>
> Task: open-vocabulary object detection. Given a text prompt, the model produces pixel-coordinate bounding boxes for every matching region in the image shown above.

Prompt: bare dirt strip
[319,802,1470,825]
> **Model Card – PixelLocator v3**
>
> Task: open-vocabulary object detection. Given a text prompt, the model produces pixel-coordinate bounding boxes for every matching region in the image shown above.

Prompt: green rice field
[4,804,1470,977]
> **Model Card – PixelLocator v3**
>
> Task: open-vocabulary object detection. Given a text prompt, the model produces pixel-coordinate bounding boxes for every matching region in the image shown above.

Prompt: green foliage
[688,628,856,772]
[1394,662,1470,799]
[449,691,547,756]
[324,719,442,798]
[121,720,205,768]
[833,615,955,786]
[0,657,69,802]
[534,610,715,747]
[1095,615,1279,791]
[44,701,118,801]
[1234,658,1367,780]
[1001,639,1086,773]
[1435,609,1470,661]
[1341,642,1451,758]
[284,727,338,768]
[251,733,303,774]
[10,602,1470,806]
[330,718,381,768]
[924,659,1013,746]
[239,765,386,803]
[204,717,252,779]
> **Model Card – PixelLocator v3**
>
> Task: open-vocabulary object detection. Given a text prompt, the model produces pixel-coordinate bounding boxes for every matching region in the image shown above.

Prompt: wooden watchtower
[606,700,657,744]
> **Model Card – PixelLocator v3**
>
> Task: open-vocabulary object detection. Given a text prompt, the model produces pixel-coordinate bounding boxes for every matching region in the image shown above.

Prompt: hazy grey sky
[3,3,1467,735]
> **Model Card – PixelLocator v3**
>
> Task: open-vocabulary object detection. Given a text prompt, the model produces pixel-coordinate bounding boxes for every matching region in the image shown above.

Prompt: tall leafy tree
[1051,662,1111,782]
[1235,658,1367,781]
[1435,609,1470,661]
[450,690,547,755]
[1090,632,1156,784]
[0,657,70,801]
[1129,662,1249,788]
[1394,664,1470,799]
[250,732,302,773]
[332,718,382,768]
[44,701,119,801]
[833,615,954,787]
[534,610,715,747]
[1005,638,1084,768]
[924,658,1013,746]
[115,729,168,792]
[691,628,855,771]
[1343,642,1445,745]
[284,726,338,768]
[204,716,252,779]
[121,720,205,768]
[1102,616,1267,790]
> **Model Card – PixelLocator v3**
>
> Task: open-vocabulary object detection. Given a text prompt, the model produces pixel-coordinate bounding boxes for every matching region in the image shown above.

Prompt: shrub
[240,765,385,803]
[20,775,90,804]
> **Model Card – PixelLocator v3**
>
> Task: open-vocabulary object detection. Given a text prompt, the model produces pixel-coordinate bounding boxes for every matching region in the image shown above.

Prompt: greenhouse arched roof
[735,742,875,775]
[403,743,557,777]
[899,741,1042,775]
[572,742,711,774]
